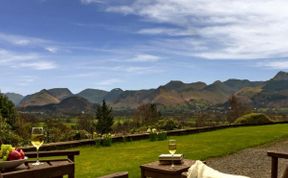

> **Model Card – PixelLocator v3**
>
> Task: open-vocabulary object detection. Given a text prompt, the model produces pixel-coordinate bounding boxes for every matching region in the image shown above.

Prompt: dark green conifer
[96,100,114,134]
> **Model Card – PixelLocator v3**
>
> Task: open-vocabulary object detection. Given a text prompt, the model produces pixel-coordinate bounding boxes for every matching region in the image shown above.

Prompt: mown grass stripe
[73,124,288,178]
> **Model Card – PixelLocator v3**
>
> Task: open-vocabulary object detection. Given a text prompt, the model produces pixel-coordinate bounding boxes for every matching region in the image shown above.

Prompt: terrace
[18,124,288,178]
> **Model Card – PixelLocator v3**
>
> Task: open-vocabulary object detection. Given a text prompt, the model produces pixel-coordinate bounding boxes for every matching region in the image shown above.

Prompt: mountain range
[5,71,288,115]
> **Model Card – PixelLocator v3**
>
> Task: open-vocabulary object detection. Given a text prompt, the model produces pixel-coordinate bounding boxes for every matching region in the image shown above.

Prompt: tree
[0,115,22,145]
[96,100,114,134]
[134,103,161,125]
[77,113,96,135]
[0,92,17,129]
[227,94,252,123]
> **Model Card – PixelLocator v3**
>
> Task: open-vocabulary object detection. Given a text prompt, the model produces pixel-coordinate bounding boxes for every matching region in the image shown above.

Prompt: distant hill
[47,88,73,100]
[104,88,124,102]
[4,93,24,106]
[19,89,60,107]
[53,96,95,115]
[77,89,108,104]
[15,71,288,114]
[252,71,288,107]
[21,96,95,115]
[18,88,73,108]
[271,71,288,81]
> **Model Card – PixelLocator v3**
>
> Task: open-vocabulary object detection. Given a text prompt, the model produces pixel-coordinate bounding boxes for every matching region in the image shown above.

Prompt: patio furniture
[25,150,80,162]
[0,150,79,178]
[140,159,195,178]
[0,158,74,178]
[98,171,129,178]
[267,150,288,178]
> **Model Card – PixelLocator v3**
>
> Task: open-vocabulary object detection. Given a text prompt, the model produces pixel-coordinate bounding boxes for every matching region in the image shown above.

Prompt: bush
[234,113,273,125]
[94,133,113,147]
[0,131,23,146]
[73,130,91,140]
[148,128,158,141]
[0,118,23,146]
[157,131,167,141]
[147,128,167,141]
[157,118,181,130]
[101,133,112,147]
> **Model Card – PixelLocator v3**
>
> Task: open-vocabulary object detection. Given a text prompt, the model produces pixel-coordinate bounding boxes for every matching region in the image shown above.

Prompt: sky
[1,0,288,95]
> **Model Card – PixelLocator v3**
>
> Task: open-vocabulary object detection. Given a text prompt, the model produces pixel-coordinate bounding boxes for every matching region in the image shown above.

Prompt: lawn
[72,124,288,177]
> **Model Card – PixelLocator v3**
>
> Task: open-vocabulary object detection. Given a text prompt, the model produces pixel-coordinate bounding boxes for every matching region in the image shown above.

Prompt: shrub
[148,128,158,141]
[147,128,167,141]
[234,113,273,125]
[157,131,167,141]
[101,133,112,147]
[157,118,181,130]
[0,117,23,146]
[0,131,23,146]
[73,130,91,140]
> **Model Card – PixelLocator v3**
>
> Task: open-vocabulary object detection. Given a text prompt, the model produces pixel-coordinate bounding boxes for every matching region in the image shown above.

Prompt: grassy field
[72,124,288,177]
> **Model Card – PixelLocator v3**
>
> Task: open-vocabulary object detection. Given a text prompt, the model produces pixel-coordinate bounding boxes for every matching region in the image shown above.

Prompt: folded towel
[187,160,250,178]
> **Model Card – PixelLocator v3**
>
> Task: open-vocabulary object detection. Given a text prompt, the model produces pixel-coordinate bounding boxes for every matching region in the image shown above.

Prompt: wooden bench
[0,150,80,178]
[25,150,80,162]
[267,151,288,178]
[98,171,128,178]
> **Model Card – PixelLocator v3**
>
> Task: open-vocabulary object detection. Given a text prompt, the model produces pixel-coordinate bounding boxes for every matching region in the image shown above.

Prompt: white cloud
[98,79,123,86]
[17,76,38,86]
[0,49,57,70]
[0,32,64,54]
[124,66,162,74]
[15,61,57,70]
[0,32,49,46]
[259,61,288,69]
[80,0,104,4]
[130,54,161,62]
[106,0,288,60]
[45,47,58,53]
[137,28,193,36]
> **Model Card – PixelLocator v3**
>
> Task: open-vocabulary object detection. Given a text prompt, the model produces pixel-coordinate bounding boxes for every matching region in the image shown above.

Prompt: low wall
[22,121,288,152]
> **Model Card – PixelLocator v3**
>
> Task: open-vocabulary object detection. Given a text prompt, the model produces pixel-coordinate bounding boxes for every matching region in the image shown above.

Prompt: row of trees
[0,90,115,144]
[0,93,22,145]
[77,100,114,136]
[1,89,271,145]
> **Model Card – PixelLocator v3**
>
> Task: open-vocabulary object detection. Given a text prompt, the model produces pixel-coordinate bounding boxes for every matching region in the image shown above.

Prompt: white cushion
[187,160,250,178]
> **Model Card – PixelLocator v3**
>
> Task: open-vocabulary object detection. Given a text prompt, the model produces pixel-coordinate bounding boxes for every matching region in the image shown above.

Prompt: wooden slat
[1,159,74,178]
[267,151,288,159]
[25,150,80,162]
[98,172,128,178]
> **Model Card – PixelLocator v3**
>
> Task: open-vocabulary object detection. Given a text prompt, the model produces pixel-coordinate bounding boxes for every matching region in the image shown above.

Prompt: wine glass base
[32,161,44,166]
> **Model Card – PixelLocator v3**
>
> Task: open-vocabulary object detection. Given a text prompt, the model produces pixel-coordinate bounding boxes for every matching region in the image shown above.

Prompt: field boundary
[22,121,288,151]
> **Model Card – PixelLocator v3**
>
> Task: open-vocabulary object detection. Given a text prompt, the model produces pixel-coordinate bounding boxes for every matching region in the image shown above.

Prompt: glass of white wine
[31,127,44,165]
[168,139,176,168]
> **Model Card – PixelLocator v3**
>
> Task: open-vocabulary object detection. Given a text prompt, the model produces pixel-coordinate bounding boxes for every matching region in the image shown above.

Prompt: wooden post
[271,156,278,178]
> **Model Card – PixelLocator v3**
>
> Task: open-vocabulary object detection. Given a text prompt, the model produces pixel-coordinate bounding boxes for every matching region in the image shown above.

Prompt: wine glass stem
[172,154,174,168]
[36,147,39,163]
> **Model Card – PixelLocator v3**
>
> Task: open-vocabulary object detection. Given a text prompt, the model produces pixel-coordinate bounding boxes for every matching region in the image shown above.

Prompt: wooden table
[0,159,74,178]
[140,159,195,178]
[267,151,288,178]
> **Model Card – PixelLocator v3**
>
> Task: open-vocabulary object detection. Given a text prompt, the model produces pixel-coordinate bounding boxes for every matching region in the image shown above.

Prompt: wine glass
[31,127,44,165]
[168,139,176,168]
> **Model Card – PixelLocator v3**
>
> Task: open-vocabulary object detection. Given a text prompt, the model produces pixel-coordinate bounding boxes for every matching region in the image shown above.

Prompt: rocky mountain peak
[272,71,288,81]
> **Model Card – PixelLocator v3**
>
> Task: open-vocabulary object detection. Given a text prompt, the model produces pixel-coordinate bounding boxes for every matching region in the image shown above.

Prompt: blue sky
[1,0,287,95]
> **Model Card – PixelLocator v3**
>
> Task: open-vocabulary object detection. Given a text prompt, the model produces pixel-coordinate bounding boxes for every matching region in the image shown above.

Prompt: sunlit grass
[72,124,288,177]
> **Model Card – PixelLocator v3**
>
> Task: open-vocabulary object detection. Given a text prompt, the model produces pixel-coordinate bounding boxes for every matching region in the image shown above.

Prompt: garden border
[22,121,288,151]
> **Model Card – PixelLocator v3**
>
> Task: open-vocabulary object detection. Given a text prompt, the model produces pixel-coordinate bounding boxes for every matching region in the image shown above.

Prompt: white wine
[31,134,44,149]
[168,139,177,168]
[168,144,176,154]
[31,127,44,166]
